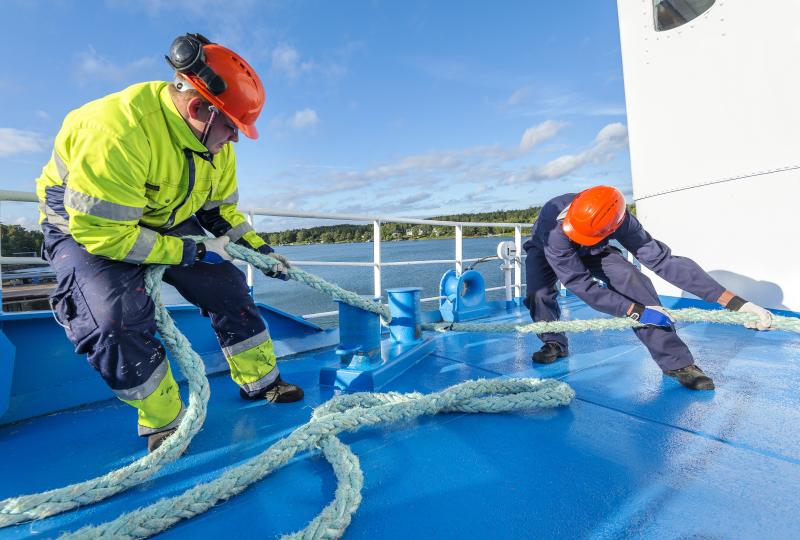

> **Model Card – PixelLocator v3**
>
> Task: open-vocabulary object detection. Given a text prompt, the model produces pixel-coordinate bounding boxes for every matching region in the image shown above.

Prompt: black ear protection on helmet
[165,33,227,96]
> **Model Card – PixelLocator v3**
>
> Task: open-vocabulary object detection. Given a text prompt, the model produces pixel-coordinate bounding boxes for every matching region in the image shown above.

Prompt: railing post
[455,225,463,275]
[373,220,382,299]
[514,226,523,300]
[246,211,255,297]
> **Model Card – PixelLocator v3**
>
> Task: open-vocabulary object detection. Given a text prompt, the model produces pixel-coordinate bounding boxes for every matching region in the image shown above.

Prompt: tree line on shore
[256,207,544,246]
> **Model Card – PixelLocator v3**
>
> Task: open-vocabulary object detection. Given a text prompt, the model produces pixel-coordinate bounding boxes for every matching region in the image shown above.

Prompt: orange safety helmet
[562,186,627,246]
[167,33,265,139]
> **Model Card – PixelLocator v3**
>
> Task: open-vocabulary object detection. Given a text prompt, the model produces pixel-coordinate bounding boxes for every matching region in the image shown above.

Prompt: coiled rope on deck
[0,264,210,527]
[64,378,574,539]
[0,243,572,538]
[0,242,389,528]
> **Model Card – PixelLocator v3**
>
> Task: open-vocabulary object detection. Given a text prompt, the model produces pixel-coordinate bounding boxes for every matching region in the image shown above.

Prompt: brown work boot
[147,427,178,453]
[664,364,715,390]
[239,377,305,403]
[532,342,569,365]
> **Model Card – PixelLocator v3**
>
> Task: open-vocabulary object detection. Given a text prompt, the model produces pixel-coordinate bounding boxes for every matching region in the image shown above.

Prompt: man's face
[186,98,239,154]
[202,109,239,155]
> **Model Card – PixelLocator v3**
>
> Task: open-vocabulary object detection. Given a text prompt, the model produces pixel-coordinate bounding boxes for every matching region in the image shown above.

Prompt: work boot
[239,377,305,403]
[147,427,177,453]
[663,364,715,390]
[532,342,568,364]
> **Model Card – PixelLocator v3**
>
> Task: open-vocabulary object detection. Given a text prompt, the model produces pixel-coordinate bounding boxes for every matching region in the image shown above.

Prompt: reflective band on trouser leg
[222,329,279,395]
[119,362,185,436]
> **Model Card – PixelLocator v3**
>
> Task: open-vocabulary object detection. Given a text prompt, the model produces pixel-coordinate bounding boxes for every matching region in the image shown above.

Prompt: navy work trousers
[524,246,694,371]
[42,219,269,400]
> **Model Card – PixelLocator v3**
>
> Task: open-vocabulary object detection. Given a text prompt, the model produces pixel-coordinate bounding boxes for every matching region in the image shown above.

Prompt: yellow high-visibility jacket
[35,81,268,265]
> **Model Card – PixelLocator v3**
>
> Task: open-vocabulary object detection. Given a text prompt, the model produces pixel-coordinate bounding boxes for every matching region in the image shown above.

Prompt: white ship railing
[0,190,530,319]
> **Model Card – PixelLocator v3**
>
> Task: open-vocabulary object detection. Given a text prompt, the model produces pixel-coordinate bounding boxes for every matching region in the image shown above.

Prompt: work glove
[263,252,290,281]
[195,236,232,264]
[628,304,674,328]
[725,295,773,331]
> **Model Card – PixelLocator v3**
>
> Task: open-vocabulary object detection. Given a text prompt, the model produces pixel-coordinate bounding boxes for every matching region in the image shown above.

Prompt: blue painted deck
[1,296,799,538]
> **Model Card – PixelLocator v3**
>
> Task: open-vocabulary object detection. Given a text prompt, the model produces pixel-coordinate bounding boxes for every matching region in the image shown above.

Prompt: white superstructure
[617,0,799,311]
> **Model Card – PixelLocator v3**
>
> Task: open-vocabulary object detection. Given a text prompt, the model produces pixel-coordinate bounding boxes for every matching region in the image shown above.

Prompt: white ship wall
[617,0,799,311]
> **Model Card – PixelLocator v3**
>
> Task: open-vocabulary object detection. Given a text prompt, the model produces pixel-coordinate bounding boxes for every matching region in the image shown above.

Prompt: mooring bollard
[335,297,381,365]
[387,287,422,344]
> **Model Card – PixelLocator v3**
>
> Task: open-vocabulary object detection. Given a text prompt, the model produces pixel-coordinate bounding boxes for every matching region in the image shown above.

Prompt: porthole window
[653,0,715,31]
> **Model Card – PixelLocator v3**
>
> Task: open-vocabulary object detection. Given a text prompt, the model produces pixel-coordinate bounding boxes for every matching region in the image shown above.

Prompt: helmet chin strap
[200,105,219,147]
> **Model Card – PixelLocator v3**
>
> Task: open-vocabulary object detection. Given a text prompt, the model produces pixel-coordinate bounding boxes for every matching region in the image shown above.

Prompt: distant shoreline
[269,232,518,247]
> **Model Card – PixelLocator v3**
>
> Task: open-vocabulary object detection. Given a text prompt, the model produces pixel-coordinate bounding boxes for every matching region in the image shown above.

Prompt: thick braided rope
[225,242,391,321]
[62,378,575,539]
[0,266,211,527]
[423,308,800,334]
[5,241,794,536]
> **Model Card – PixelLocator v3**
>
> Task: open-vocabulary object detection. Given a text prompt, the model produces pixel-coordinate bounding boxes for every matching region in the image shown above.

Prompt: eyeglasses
[217,113,238,136]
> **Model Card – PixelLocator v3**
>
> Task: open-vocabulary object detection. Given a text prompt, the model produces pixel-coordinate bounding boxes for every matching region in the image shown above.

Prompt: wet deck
[1,298,799,538]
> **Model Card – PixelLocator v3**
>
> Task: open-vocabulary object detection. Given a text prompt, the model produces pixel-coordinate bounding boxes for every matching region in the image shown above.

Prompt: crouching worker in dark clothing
[523,185,773,390]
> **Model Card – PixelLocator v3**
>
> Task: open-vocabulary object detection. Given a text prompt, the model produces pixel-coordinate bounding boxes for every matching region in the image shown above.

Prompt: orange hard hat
[562,186,626,245]
[167,34,265,139]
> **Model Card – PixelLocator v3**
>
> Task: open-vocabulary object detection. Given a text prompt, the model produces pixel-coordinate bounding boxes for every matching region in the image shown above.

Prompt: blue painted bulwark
[0,302,337,426]
[0,324,15,418]
[439,269,491,322]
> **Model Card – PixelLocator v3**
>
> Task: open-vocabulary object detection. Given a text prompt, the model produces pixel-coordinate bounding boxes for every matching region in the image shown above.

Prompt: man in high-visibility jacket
[35,33,303,452]
[524,185,773,390]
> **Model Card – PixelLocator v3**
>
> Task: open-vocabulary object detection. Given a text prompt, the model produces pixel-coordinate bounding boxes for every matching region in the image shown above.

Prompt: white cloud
[594,122,628,144]
[519,120,568,152]
[14,216,36,229]
[0,128,48,157]
[35,110,50,120]
[507,86,530,106]
[257,122,629,216]
[75,46,154,85]
[290,108,319,130]
[508,122,628,184]
[396,192,429,205]
[271,44,314,79]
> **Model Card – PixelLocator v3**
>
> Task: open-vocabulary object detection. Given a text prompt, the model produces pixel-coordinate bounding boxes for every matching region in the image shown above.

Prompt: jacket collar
[159,84,209,154]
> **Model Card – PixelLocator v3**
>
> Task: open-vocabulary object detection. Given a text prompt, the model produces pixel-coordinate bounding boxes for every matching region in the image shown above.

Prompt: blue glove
[195,236,232,264]
[629,304,674,328]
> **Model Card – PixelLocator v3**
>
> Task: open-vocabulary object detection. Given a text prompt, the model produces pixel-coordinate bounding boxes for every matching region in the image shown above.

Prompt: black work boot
[664,364,715,390]
[532,342,568,365]
[147,427,177,453]
[240,377,305,403]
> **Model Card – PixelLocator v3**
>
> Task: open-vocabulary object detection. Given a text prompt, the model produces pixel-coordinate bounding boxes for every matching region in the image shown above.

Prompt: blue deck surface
[1,297,799,538]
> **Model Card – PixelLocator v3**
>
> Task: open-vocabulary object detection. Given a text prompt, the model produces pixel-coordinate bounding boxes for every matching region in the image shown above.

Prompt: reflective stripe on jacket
[35,81,267,265]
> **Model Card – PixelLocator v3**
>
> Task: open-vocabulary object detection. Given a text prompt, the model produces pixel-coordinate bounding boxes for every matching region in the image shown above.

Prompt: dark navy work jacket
[523,193,726,317]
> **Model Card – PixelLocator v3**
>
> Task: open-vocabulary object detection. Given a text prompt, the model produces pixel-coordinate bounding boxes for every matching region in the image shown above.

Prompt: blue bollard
[438,269,490,322]
[387,287,422,344]
[321,288,434,392]
[335,297,381,365]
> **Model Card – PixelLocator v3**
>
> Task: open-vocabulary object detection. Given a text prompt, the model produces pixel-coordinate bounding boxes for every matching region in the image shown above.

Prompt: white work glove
[196,236,232,264]
[738,302,773,331]
[263,252,290,281]
[271,252,291,269]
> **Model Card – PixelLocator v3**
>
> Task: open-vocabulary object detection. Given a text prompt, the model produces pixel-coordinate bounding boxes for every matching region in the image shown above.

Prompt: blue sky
[0,0,630,232]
